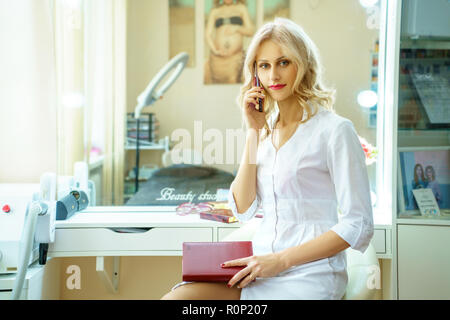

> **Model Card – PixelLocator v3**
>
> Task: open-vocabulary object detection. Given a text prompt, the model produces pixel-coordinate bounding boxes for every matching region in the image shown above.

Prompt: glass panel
[56,0,386,221]
[396,0,450,220]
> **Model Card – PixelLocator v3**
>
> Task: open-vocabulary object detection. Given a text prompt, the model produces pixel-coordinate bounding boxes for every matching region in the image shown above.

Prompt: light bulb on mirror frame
[359,0,379,8]
[357,90,378,108]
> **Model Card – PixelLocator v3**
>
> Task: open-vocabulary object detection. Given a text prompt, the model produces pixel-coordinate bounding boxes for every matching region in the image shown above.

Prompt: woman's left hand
[222,253,287,289]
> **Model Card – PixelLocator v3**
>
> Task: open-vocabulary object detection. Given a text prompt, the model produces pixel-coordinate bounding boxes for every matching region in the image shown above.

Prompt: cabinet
[391,0,450,300]
[395,1,450,222]
[401,0,450,38]
[397,224,450,299]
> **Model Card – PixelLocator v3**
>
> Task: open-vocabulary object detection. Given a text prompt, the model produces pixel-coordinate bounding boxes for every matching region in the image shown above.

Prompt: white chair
[221,218,381,300]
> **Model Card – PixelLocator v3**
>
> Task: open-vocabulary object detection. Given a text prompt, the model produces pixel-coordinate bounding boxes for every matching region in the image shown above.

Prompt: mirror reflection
[55,0,382,209]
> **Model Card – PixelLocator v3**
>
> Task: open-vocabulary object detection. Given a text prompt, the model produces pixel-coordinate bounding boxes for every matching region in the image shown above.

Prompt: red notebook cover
[182,241,253,282]
[199,209,238,223]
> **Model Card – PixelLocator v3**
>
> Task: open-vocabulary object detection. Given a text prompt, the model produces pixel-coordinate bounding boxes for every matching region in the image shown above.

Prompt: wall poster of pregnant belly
[204,0,257,84]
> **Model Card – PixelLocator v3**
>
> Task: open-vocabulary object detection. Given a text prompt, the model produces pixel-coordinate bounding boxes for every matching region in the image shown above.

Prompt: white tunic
[227,105,374,300]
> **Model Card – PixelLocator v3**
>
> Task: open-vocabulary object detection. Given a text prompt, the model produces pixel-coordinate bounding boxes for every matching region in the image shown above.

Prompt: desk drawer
[218,227,240,241]
[372,229,386,254]
[50,227,213,252]
[0,292,12,300]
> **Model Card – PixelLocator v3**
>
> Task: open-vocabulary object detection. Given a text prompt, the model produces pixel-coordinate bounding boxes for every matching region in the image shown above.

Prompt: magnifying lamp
[132,52,189,193]
[134,52,189,119]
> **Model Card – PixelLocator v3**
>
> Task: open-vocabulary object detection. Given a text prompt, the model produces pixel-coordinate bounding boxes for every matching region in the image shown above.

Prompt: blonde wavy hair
[236,18,336,140]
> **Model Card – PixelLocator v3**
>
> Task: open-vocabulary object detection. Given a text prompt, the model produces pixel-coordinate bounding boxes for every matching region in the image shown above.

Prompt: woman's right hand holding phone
[243,86,266,131]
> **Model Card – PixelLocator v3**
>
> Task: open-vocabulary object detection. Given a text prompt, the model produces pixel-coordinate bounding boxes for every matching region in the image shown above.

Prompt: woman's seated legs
[161,282,241,300]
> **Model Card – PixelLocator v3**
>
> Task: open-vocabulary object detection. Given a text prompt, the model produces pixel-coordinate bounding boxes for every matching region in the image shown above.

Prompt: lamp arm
[134,52,189,119]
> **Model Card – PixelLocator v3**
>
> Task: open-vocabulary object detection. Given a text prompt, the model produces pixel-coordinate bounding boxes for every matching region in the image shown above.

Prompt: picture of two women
[409,163,443,209]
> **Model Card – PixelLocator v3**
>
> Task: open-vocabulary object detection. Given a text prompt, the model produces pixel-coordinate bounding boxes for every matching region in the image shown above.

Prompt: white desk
[47,206,391,292]
[49,207,244,257]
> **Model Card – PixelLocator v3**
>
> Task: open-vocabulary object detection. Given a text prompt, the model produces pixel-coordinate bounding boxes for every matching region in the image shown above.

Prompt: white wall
[0,0,58,183]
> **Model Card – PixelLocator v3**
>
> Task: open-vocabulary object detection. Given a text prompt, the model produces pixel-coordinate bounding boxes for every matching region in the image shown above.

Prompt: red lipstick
[269,84,286,90]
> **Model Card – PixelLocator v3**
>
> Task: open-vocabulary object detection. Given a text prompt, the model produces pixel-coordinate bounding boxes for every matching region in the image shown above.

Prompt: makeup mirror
[55,0,384,210]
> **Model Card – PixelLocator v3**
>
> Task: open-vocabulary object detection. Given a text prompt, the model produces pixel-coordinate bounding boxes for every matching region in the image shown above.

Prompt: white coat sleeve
[227,182,260,222]
[327,120,374,253]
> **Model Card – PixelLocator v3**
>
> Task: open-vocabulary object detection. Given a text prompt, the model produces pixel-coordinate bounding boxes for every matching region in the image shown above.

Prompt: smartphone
[253,62,264,112]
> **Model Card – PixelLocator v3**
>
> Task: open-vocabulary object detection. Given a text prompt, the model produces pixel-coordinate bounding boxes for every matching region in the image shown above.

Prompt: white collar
[270,102,322,130]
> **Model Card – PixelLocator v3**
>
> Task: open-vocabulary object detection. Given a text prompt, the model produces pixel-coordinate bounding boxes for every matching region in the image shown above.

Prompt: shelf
[400,57,449,62]
[124,178,149,182]
[125,136,169,151]
[396,216,450,226]
[400,39,450,50]
[397,131,450,146]
[125,141,166,150]
[125,144,165,151]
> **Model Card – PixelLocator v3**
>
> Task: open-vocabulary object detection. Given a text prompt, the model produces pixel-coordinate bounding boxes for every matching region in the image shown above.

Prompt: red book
[199,209,238,223]
[182,241,253,282]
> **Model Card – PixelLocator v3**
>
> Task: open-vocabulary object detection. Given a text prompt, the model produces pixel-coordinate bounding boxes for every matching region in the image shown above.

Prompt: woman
[162,18,373,300]
[425,165,442,207]
[204,0,255,84]
[408,163,427,209]
[412,164,427,189]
